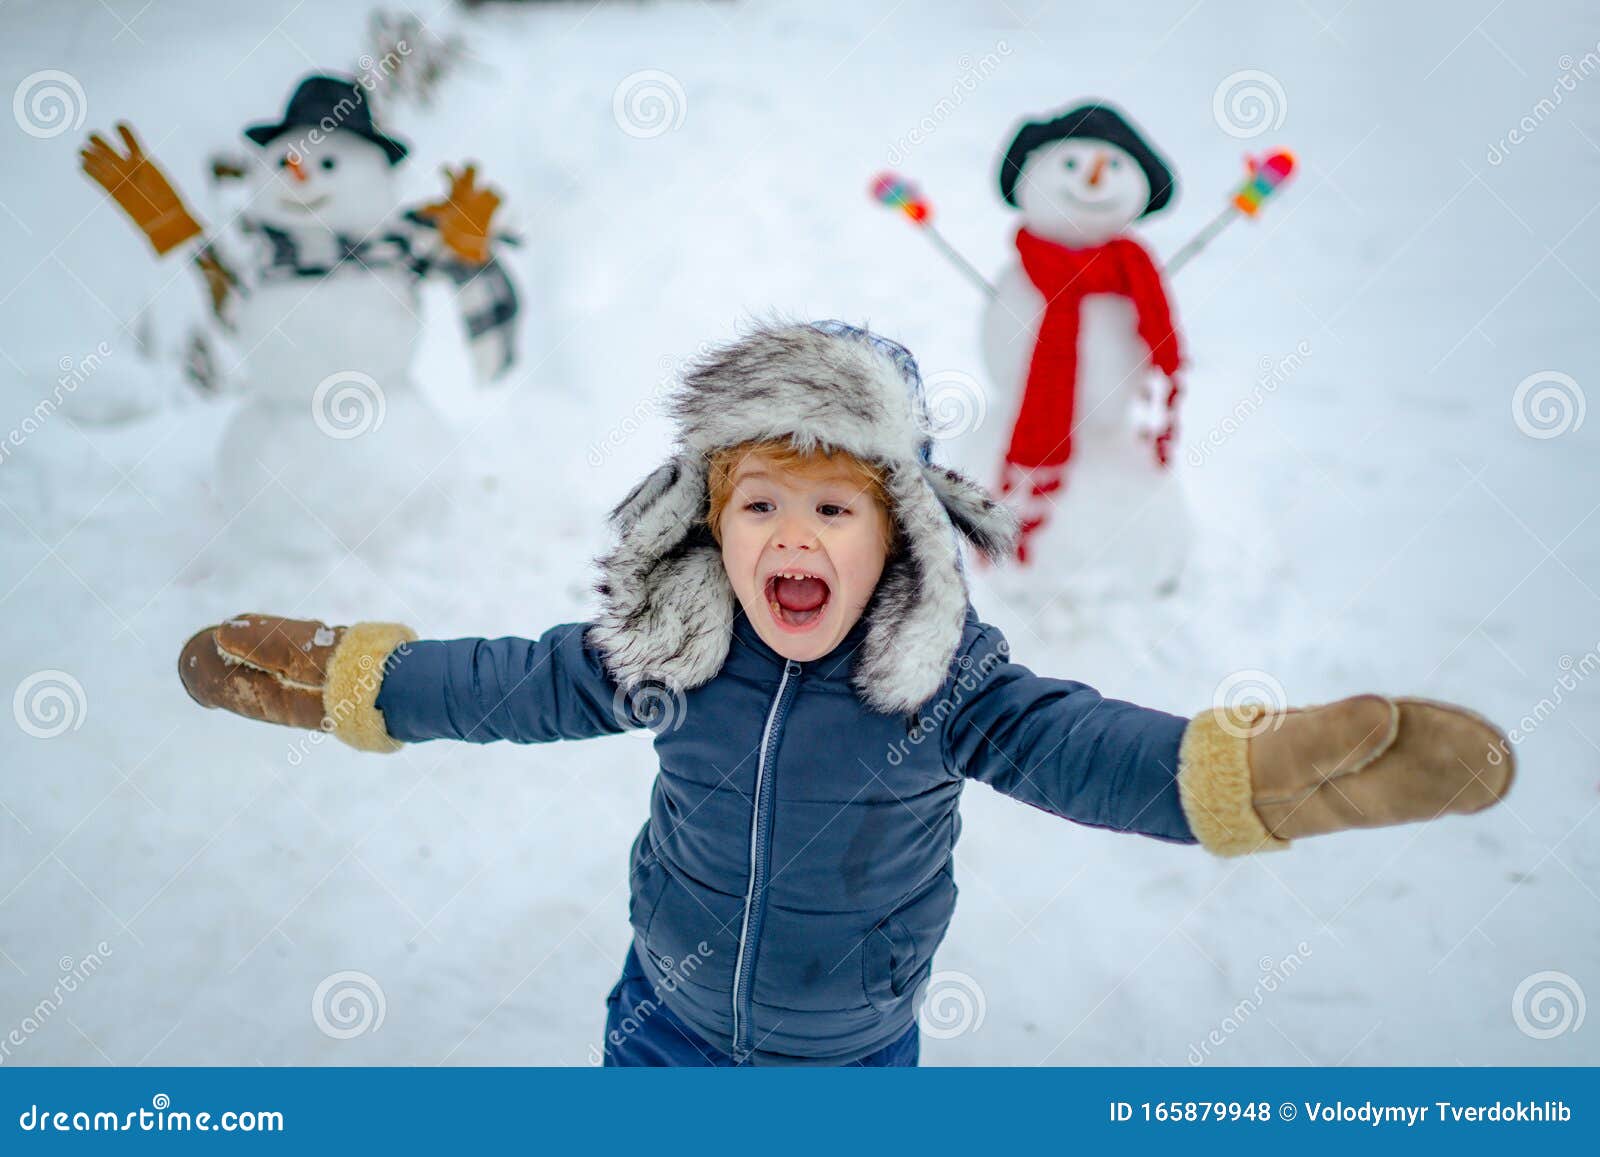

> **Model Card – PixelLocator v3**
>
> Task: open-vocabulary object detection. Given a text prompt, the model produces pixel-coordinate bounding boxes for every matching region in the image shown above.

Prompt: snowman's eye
[276,156,290,169]
[320,157,337,171]
[1064,157,1077,170]
[1109,157,1122,169]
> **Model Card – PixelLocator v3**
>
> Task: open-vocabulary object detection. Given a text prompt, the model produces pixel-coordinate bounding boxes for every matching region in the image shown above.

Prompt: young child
[178,321,1514,1067]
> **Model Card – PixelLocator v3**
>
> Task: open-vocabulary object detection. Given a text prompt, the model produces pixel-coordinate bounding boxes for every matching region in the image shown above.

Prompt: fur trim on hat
[588,322,1018,715]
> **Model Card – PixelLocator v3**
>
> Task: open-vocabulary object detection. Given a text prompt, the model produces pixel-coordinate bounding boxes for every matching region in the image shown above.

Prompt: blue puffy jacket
[374,602,1197,1064]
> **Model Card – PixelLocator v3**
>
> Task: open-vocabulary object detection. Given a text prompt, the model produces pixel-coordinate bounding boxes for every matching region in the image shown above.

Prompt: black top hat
[998,102,1176,217]
[244,74,409,165]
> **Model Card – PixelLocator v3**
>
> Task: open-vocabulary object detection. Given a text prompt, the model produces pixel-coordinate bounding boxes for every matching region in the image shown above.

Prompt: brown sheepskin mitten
[415,163,501,265]
[178,613,415,753]
[1176,694,1514,856]
[79,123,204,256]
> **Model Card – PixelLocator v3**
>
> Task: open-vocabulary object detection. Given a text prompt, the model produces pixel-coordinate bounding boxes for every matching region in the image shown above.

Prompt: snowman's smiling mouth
[279,194,332,213]
[764,570,831,632]
[1055,186,1124,211]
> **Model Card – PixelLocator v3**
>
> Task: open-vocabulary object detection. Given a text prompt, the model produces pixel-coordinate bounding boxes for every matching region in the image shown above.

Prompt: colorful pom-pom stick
[1232,149,1296,217]
[870,171,996,297]
[1166,147,1298,275]
[872,173,931,223]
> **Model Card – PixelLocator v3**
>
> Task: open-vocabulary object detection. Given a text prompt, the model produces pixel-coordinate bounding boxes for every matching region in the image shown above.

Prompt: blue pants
[602,940,920,1067]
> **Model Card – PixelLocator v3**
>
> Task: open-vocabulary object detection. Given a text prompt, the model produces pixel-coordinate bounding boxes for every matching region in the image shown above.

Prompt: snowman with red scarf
[981,103,1188,598]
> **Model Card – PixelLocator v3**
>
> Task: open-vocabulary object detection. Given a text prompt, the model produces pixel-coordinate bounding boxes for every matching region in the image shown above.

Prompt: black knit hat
[998,102,1175,217]
[244,74,409,166]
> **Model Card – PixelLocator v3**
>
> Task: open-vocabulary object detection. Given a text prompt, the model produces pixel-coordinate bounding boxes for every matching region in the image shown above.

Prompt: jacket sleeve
[371,621,637,745]
[941,622,1197,845]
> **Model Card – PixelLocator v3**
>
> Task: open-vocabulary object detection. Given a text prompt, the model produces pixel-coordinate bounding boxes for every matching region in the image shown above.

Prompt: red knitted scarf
[1004,228,1181,470]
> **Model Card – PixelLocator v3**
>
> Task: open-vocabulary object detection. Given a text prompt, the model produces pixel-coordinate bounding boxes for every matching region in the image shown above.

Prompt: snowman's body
[211,131,447,555]
[980,134,1191,601]
[984,275,1149,434]
[231,272,417,403]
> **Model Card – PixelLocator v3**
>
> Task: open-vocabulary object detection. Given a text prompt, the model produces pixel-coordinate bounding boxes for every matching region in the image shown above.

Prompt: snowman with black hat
[980,102,1189,600]
[79,73,520,556]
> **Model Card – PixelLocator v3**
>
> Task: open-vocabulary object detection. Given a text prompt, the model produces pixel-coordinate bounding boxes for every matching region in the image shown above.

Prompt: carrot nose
[1086,153,1107,188]
[285,156,308,183]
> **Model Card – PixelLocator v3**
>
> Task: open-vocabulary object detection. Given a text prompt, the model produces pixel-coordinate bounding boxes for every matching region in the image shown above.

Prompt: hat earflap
[590,456,736,694]
[922,464,1020,561]
[849,465,970,714]
[852,462,1017,714]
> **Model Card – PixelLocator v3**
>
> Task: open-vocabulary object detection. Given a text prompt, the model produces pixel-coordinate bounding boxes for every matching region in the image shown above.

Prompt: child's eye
[818,503,850,518]
[744,501,774,514]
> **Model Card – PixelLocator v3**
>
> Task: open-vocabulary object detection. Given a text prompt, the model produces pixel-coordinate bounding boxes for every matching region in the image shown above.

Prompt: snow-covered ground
[1,0,1596,1066]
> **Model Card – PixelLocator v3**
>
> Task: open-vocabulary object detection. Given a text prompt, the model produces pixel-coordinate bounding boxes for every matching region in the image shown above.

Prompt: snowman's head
[999,103,1176,247]
[1012,139,1150,247]
[247,129,397,236]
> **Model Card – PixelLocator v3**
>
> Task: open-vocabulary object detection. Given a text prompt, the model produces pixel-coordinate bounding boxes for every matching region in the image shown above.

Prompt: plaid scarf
[233,210,519,380]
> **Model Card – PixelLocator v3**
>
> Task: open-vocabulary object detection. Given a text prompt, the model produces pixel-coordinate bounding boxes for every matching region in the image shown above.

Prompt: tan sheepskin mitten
[1176,694,1514,856]
[178,614,415,753]
[416,164,501,265]
[80,123,204,256]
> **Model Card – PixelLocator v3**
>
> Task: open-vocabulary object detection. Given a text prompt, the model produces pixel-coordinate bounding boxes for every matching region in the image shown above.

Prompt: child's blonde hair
[705,439,898,553]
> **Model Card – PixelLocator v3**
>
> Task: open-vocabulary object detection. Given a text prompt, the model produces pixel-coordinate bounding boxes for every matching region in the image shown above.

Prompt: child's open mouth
[765,571,831,632]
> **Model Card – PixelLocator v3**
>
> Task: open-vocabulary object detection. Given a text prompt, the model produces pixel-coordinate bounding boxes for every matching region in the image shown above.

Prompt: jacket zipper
[730,658,801,1063]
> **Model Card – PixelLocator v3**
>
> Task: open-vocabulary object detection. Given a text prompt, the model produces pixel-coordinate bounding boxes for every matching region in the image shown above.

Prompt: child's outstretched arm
[178,613,637,752]
[941,624,1196,844]
[942,622,1514,856]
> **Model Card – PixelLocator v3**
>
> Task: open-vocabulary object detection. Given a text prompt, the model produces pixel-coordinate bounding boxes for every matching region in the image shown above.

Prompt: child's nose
[773,519,817,552]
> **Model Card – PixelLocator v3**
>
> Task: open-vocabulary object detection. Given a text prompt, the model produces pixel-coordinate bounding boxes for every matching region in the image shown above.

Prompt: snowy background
[1,0,1596,1066]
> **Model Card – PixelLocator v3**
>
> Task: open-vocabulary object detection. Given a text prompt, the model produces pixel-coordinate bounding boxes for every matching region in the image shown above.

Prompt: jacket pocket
[638,867,741,996]
[627,847,670,943]
[862,868,959,1012]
